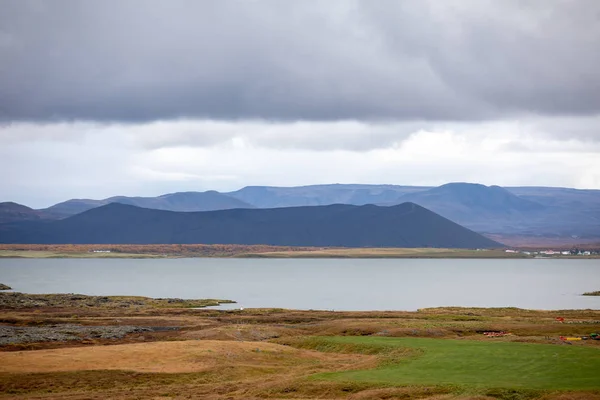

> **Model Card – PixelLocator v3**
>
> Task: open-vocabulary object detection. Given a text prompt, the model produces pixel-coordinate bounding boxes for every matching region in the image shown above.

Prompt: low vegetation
[0,243,317,258]
[0,244,533,258]
[583,291,600,296]
[247,248,527,258]
[309,336,600,390]
[1,301,600,399]
[0,292,234,309]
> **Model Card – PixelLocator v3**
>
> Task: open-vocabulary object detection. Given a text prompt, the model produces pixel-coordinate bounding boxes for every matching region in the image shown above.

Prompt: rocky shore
[0,283,11,290]
[0,324,158,345]
[0,292,234,309]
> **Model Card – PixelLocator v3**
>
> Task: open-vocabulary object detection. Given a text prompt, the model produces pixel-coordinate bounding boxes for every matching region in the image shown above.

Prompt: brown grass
[0,340,366,374]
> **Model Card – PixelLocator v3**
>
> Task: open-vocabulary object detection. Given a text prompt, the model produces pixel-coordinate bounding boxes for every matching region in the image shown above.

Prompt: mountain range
[0,202,502,248]
[40,191,254,218]
[2,182,599,241]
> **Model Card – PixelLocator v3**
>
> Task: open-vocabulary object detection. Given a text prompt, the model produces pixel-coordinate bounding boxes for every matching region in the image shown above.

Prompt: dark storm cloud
[0,0,599,122]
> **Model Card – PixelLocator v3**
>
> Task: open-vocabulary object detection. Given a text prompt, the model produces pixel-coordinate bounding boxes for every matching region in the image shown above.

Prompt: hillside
[4,183,599,242]
[394,183,547,232]
[0,202,48,224]
[226,184,427,208]
[40,191,253,218]
[0,202,502,248]
[388,183,599,238]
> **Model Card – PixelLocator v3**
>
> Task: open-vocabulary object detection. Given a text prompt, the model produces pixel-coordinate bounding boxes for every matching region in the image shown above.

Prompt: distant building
[540,250,558,255]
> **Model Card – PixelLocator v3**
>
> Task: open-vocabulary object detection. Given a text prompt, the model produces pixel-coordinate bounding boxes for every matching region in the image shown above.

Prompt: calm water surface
[0,258,599,311]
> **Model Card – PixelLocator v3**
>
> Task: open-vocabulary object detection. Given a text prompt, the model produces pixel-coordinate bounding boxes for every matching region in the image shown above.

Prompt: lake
[0,258,599,311]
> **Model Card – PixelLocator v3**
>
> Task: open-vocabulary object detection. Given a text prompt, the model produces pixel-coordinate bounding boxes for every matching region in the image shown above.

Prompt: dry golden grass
[0,340,364,374]
[0,340,377,399]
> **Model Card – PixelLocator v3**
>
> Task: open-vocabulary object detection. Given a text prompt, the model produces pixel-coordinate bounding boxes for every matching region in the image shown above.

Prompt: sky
[1,0,600,208]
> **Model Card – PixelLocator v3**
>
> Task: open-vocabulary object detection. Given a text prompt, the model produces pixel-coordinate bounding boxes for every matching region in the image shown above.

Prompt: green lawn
[314,337,600,390]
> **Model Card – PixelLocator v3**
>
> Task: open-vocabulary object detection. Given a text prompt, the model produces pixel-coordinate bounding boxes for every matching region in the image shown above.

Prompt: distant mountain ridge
[40,191,254,218]
[226,184,427,208]
[2,183,599,239]
[0,202,502,248]
[393,183,548,233]
[0,202,49,223]
[398,183,545,212]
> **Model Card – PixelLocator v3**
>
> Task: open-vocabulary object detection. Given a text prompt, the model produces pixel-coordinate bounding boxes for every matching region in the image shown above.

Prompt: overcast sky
[1,0,600,207]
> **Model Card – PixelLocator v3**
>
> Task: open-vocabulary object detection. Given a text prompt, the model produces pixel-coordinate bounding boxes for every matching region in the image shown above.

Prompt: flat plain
[0,244,530,259]
[3,244,598,259]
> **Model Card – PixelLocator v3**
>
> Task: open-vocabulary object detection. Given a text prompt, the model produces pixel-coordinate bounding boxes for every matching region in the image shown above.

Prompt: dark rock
[0,324,153,345]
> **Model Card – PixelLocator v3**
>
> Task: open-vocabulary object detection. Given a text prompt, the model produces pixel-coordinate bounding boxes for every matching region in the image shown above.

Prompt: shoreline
[1,244,599,258]
[2,248,598,259]
[1,291,598,313]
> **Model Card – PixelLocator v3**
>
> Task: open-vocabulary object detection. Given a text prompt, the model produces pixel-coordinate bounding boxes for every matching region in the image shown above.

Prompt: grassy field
[311,336,600,390]
[2,304,600,399]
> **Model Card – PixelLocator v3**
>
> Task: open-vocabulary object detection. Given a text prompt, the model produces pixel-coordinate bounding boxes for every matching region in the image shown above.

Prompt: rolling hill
[0,202,502,248]
[0,202,48,224]
[40,191,254,218]
[394,183,547,233]
[226,184,428,208]
[393,184,600,238]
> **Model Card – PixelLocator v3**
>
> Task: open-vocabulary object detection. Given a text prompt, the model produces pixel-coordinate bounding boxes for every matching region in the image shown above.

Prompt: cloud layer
[1,1,599,206]
[2,119,599,208]
[1,0,599,122]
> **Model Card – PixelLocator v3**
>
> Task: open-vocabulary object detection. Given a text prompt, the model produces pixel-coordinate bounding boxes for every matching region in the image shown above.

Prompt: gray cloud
[1,0,599,123]
[126,120,424,151]
[2,119,600,208]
